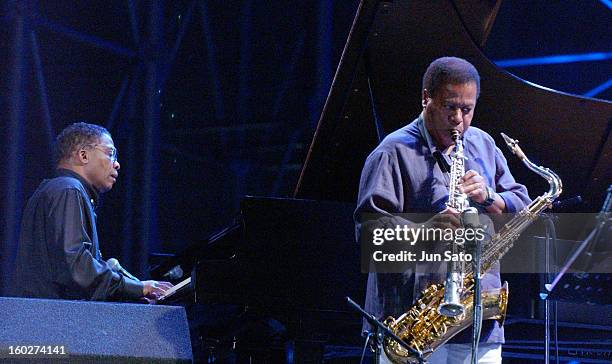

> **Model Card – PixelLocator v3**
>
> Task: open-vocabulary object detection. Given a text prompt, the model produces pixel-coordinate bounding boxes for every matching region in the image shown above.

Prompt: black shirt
[11,168,143,300]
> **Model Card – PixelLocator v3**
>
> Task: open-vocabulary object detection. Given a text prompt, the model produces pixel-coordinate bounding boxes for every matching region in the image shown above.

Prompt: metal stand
[360,331,375,364]
[546,185,611,294]
[470,226,483,364]
[539,188,611,363]
[462,208,483,364]
[346,296,426,364]
[540,214,559,364]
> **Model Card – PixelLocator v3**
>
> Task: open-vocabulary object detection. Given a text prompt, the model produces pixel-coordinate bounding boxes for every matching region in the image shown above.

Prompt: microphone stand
[462,208,483,364]
[346,296,426,364]
[469,223,483,364]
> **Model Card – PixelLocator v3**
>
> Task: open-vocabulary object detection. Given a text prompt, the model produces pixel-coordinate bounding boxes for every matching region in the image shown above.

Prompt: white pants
[380,343,502,364]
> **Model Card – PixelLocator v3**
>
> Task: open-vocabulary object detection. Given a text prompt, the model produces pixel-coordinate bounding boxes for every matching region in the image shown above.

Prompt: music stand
[543,186,611,305]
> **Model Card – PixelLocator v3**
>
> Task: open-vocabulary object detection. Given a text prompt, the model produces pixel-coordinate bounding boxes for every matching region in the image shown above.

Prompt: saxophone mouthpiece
[500,132,515,147]
[501,133,526,160]
[450,129,461,141]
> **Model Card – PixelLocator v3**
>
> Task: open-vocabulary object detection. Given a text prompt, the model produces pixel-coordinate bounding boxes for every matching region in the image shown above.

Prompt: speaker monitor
[0,297,192,363]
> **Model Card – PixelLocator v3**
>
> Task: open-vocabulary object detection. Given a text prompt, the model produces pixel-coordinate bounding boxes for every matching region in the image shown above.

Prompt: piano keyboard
[158,277,191,301]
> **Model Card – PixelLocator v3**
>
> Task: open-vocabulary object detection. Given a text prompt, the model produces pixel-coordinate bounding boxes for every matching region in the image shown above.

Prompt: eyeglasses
[85,144,118,163]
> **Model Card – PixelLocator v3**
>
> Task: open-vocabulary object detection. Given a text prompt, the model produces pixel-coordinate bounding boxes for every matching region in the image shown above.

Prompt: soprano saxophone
[438,130,477,318]
[382,133,563,363]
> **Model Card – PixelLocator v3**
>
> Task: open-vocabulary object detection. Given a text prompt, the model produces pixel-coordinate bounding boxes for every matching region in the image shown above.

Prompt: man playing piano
[355,57,531,363]
[11,122,172,302]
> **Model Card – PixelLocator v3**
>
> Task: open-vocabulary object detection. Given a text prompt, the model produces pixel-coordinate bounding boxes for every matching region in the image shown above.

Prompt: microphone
[162,265,184,280]
[552,195,582,210]
[107,258,140,282]
[461,207,480,229]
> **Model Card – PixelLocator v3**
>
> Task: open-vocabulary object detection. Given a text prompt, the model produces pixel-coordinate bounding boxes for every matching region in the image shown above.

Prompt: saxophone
[382,133,563,363]
[438,130,475,318]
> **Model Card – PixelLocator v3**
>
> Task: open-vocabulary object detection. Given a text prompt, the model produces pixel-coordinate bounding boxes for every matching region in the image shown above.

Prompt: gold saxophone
[382,133,563,363]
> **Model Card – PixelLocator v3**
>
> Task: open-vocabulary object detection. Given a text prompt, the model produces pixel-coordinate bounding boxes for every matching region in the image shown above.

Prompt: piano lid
[294,0,611,211]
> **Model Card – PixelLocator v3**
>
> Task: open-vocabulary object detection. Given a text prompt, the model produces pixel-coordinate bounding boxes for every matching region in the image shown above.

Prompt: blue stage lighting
[494,52,612,68]
[584,78,612,97]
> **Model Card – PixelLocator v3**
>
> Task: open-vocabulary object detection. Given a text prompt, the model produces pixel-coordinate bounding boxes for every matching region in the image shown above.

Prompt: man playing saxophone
[355,57,531,363]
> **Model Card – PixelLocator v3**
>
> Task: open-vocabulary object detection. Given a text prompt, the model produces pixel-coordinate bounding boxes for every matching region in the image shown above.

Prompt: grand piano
[152,1,611,362]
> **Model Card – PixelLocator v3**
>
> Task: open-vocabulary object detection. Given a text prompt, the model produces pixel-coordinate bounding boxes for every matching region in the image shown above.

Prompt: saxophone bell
[438,271,465,317]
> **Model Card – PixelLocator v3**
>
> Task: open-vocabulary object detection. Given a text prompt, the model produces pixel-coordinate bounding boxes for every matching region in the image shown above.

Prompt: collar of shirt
[417,112,439,157]
[55,168,100,208]
[417,113,471,170]
[417,113,449,174]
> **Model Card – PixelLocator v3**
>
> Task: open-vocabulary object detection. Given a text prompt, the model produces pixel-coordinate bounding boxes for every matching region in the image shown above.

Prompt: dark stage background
[1,0,610,297]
